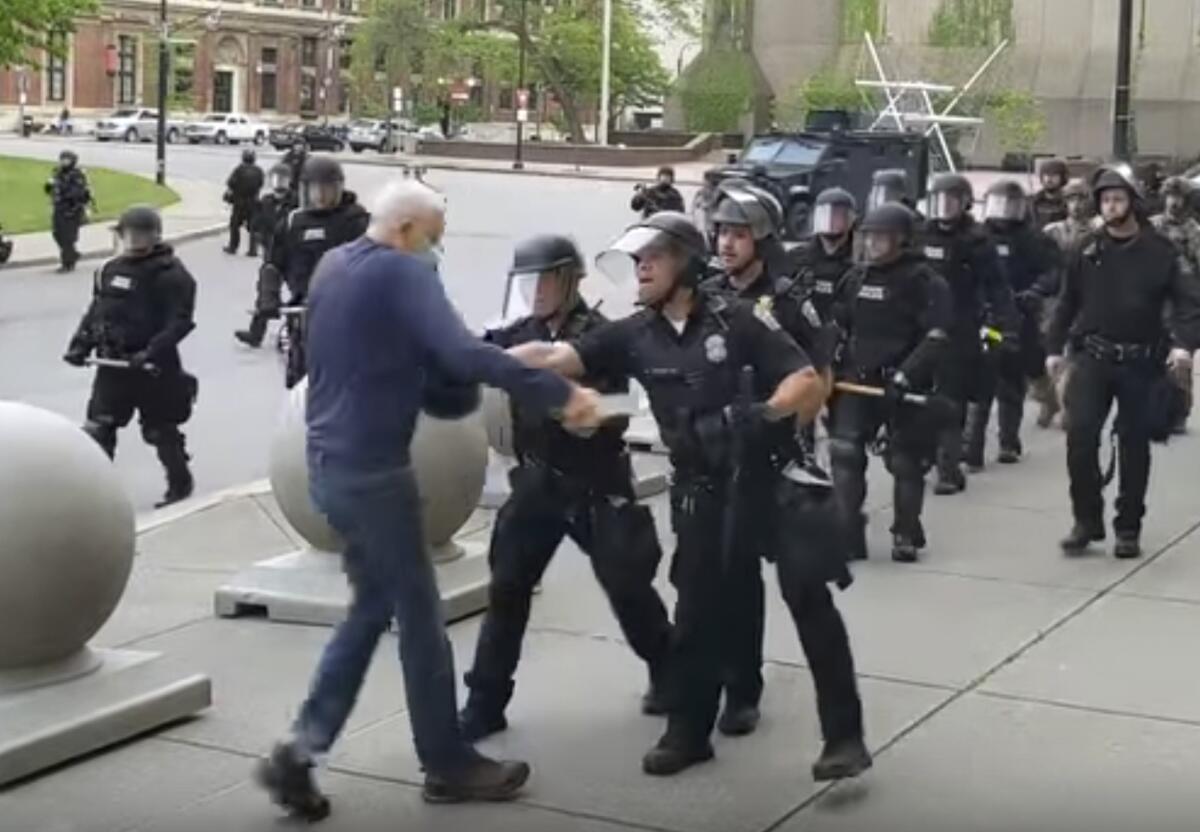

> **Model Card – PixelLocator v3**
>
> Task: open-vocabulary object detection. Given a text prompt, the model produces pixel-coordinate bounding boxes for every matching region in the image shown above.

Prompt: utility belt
[1078,334,1158,364]
[514,454,632,502]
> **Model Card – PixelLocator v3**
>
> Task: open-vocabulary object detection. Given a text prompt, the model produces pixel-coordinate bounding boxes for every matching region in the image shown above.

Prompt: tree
[985,89,1046,156]
[774,70,862,131]
[0,0,98,68]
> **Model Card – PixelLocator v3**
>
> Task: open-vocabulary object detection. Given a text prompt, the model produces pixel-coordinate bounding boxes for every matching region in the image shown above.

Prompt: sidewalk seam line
[972,688,1200,730]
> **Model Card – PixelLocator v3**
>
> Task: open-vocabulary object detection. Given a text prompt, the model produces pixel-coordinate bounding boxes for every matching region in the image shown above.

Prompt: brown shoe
[422,754,531,804]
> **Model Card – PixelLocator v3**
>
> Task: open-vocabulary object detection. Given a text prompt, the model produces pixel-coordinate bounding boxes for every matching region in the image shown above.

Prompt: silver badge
[924,246,945,261]
[303,227,326,242]
[110,275,133,290]
[996,244,1010,257]
[801,299,822,328]
[704,334,728,364]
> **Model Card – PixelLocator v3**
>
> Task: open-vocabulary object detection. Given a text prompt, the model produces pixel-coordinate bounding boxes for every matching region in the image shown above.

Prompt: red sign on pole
[516,88,530,110]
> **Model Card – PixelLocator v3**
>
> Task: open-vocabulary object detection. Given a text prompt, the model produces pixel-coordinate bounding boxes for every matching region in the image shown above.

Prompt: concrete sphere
[481,387,516,458]
[268,381,488,555]
[0,402,135,669]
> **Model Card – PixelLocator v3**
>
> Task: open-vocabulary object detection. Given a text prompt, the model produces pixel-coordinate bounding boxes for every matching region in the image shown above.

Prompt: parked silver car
[347,118,414,153]
[94,108,183,143]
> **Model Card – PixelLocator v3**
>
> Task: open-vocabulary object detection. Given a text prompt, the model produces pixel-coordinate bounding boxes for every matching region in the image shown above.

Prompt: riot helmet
[242,148,257,165]
[58,149,78,169]
[116,204,163,255]
[867,169,910,210]
[267,162,291,194]
[812,187,857,237]
[858,203,915,265]
[1039,158,1069,192]
[1162,176,1193,219]
[1063,178,1092,222]
[597,211,708,308]
[710,180,784,241]
[300,156,344,210]
[504,234,586,322]
[983,180,1028,224]
[928,173,974,223]
[1091,165,1141,228]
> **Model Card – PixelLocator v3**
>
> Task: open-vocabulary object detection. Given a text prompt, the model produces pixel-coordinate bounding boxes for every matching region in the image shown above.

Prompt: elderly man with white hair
[256,178,604,820]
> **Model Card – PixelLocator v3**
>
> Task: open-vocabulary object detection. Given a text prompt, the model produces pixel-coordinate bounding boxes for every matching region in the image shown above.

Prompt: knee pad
[141,423,181,447]
[83,420,117,455]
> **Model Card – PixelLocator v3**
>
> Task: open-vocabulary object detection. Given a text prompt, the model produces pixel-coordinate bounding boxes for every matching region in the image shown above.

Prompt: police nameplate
[858,284,885,301]
[303,228,326,242]
[110,276,133,290]
[815,280,834,295]
[924,246,945,261]
[996,244,1010,257]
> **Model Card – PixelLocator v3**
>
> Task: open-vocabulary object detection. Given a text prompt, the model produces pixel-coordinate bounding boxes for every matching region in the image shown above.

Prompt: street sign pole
[1113,0,1134,160]
[513,0,528,170]
[155,0,169,186]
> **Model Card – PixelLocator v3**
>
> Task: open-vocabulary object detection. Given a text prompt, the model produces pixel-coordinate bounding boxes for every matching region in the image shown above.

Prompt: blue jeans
[292,452,474,773]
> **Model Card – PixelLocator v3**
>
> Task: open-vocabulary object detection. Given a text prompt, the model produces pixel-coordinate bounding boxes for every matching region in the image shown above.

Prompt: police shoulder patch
[800,298,822,328]
[753,296,781,331]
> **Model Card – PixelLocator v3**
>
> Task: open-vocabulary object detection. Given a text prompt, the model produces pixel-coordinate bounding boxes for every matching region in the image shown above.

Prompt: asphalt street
[0,138,694,511]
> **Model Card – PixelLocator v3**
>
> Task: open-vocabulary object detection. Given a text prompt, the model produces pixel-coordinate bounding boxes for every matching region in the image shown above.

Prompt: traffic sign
[516,88,529,110]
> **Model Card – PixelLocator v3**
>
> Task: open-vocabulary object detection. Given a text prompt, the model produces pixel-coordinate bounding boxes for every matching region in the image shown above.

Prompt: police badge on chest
[704,333,727,364]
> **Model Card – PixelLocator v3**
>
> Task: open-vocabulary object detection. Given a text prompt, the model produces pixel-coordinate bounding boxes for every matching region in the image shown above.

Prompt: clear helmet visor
[984,193,1025,222]
[501,271,539,322]
[595,226,673,287]
[867,185,900,211]
[812,203,852,236]
[929,191,964,222]
[120,227,158,253]
[303,181,342,210]
[863,231,900,263]
[268,169,291,191]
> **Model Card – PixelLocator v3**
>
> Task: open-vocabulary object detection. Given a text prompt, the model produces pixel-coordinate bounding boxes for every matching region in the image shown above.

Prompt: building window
[117,35,137,105]
[47,32,67,102]
[339,39,352,70]
[302,0,316,8]
[300,74,316,111]
[339,0,356,11]
[262,46,279,66]
[301,37,318,68]
[260,48,279,110]
[442,0,456,19]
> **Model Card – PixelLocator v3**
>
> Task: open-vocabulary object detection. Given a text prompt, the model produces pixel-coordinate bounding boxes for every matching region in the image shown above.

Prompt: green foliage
[983,89,1046,154]
[775,70,861,131]
[927,0,1014,48]
[678,49,752,133]
[0,0,97,68]
[841,0,881,43]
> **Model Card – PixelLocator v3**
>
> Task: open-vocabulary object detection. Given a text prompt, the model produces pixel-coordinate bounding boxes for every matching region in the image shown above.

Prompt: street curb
[136,477,271,535]
[341,153,707,187]
[3,221,227,270]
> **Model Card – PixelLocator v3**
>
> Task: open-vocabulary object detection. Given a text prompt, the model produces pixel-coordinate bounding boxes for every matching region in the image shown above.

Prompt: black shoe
[458,704,508,743]
[641,738,715,776]
[247,248,259,257]
[717,701,760,737]
[913,522,927,550]
[56,263,76,273]
[234,329,263,348]
[422,754,531,804]
[846,521,868,561]
[965,456,984,473]
[997,446,1021,464]
[255,742,331,822]
[1060,524,1105,553]
[933,469,966,495]
[154,472,194,509]
[223,245,237,254]
[641,681,668,716]
[1113,534,1142,559]
[812,737,873,782]
[891,535,919,563]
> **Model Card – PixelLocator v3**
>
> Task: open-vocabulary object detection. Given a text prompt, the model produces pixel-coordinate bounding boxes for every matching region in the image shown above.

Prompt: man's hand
[1046,355,1065,378]
[560,384,604,431]
[62,349,88,367]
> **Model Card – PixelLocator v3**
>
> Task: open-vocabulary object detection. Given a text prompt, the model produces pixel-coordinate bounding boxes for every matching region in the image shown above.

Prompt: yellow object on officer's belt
[980,326,1003,345]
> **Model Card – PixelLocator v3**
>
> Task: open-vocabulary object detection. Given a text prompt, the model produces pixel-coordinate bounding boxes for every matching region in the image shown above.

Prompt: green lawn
[0,155,179,235]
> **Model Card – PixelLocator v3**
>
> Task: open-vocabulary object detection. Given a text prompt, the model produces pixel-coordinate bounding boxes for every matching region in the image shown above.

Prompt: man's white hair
[370,178,446,229]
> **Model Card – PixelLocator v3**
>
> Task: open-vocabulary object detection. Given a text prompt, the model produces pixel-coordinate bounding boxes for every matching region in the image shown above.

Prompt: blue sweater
[305,237,571,469]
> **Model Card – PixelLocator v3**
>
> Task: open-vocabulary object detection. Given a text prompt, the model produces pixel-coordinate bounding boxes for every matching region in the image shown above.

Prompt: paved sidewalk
[4,395,1200,831]
[1,177,229,270]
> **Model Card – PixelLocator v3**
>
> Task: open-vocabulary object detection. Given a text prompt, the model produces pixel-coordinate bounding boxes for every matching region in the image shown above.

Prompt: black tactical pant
[227,201,258,255]
[964,351,1026,462]
[936,345,983,481]
[244,263,286,344]
[464,463,672,715]
[83,366,195,490]
[831,394,935,544]
[1063,354,1155,536]
[52,210,81,269]
[664,476,862,750]
[723,556,765,709]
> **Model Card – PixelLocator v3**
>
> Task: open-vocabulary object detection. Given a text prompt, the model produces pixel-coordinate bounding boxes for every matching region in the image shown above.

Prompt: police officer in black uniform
[867,168,919,215]
[1048,167,1200,558]
[1030,158,1070,228]
[919,173,1018,494]
[792,187,858,321]
[224,148,265,256]
[459,234,673,741]
[63,205,199,508]
[701,180,837,737]
[831,203,953,562]
[282,136,309,197]
[45,149,92,272]
[253,163,297,264]
[631,166,686,218]
[235,157,369,377]
[965,180,1061,467]
[509,212,870,782]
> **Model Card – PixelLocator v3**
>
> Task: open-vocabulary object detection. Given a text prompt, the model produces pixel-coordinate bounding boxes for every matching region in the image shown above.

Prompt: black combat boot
[641,665,669,716]
[812,737,873,782]
[235,313,270,348]
[422,750,531,804]
[1060,522,1105,553]
[933,465,966,495]
[155,436,194,509]
[962,404,987,472]
[997,444,1022,464]
[891,534,919,563]
[717,699,760,737]
[1113,533,1142,560]
[642,724,715,776]
[255,741,331,822]
[458,703,508,743]
[845,515,868,561]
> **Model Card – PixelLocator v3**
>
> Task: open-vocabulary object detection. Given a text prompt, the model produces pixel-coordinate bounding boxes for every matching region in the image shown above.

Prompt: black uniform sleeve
[630,190,647,212]
[1030,230,1062,298]
[144,261,198,360]
[899,270,953,387]
[573,316,637,381]
[1048,243,1084,355]
[732,303,811,390]
[775,289,832,371]
[269,213,294,272]
[67,269,103,353]
[482,319,524,349]
[973,234,1020,333]
[663,186,686,213]
[1166,251,1200,352]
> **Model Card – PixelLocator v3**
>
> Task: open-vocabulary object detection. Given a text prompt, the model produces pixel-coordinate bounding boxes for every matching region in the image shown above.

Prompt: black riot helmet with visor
[59,149,78,169]
[709,180,784,241]
[116,204,162,255]
[300,156,344,210]
[983,180,1028,225]
[503,234,586,322]
[596,211,709,306]
[242,148,256,165]
[928,173,974,223]
[867,168,910,210]
[858,202,916,265]
[812,187,857,237]
[267,162,291,194]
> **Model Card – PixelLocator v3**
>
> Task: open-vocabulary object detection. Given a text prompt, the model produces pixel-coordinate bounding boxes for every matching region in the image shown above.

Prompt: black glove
[128,350,151,370]
[63,349,88,367]
[883,371,912,408]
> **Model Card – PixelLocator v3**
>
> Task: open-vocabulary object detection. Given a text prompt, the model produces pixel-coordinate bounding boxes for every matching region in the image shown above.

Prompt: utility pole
[597,0,612,145]
[513,0,527,169]
[155,0,169,185]
[1113,0,1134,160]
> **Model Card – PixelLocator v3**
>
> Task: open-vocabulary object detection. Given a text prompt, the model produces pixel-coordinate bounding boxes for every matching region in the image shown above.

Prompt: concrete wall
[752,0,1200,163]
